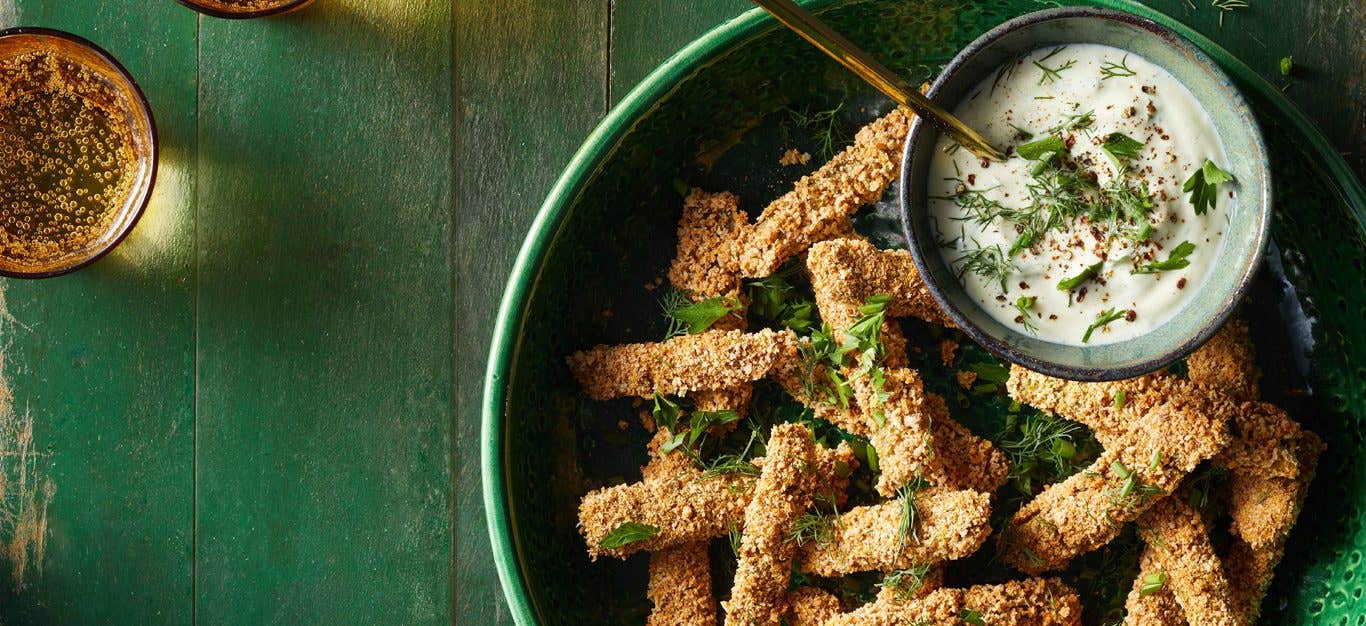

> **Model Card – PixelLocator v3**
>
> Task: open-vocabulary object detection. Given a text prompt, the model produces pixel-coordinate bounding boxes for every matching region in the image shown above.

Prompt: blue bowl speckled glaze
[899,7,1271,381]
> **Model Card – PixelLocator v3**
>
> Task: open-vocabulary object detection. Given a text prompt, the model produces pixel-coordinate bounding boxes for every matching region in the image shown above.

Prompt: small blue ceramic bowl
[899,6,1270,382]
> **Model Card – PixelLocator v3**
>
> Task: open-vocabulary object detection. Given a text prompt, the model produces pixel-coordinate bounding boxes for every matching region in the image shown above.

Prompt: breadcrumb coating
[737,108,912,278]
[1123,548,1189,626]
[579,466,753,560]
[1225,431,1323,625]
[1135,497,1240,626]
[925,393,1011,494]
[647,544,717,626]
[568,328,798,400]
[1006,366,1301,481]
[590,435,858,560]
[854,368,942,496]
[807,238,954,327]
[724,423,818,626]
[1186,317,1259,402]
[786,587,842,626]
[827,577,1082,626]
[1003,402,1230,574]
[797,488,992,577]
[669,188,748,299]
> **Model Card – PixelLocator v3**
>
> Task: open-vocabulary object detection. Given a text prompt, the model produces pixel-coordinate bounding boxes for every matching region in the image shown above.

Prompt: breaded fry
[797,489,992,577]
[1186,317,1259,402]
[1225,431,1323,624]
[827,577,1082,626]
[724,424,818,626]
[1003,402,1230,574]
[579,466,753,560]
[773,355,1006,493]
[807,238,954,327]
[738,108,912,277]
[926,393,1011,493]
[786,587,842,626]
[1123,549,1188,626]
[853,368,941,496]
[1136,497,1240,626]
[648,544,717,626]
[1007,366,1300,481]
[568,328,797,400]
[669,188,748,299]
[591,436,858,559]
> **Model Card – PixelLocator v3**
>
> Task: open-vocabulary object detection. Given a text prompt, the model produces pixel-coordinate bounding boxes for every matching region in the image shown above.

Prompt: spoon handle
[751,0,1004,161]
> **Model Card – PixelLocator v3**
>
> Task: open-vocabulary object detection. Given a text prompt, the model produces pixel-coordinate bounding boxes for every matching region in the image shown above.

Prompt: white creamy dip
[929,44,1232,345]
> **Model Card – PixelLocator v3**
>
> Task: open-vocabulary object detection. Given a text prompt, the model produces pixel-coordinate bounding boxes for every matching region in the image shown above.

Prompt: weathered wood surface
[0,0,1357,624]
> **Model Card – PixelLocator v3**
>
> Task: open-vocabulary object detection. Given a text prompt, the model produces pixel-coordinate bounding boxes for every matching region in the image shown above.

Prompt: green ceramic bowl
[901,7,1270,381]
[484,1,1366,624]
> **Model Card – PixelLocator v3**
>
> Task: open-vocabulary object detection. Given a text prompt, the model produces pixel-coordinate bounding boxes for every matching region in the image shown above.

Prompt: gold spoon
[752,0,1005,161]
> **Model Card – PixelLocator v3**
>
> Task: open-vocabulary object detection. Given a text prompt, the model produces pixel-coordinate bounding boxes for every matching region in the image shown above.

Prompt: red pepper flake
[1177,277,1187,290]
[1124,309,1137,322]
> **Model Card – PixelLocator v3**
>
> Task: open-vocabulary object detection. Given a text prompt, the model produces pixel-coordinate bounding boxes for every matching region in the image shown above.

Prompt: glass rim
[173,0,315,20]
[0,26,159,279]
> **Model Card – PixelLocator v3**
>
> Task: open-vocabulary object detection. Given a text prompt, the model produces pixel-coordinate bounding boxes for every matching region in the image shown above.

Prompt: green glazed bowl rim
[899,6,1269,381]
[482,2,1366,624]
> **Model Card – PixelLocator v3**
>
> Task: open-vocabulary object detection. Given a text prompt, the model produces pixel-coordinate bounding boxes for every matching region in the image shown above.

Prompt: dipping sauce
[928,44,1234,345]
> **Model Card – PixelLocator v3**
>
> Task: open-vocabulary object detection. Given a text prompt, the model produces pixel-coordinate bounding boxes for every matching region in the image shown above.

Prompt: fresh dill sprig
[1046,110,1096,135]
[789,512,837,547]
[895,476,931,552]
[1033,47,1076,85]
[998,411,1091,496]
[1083,308,1131,343]
[786,102,848,160]
[956,244,1017,293]
[992,53,1024,94]
[1100,55,1137,80]
[876,563,932,600]
[938,184,1008,225]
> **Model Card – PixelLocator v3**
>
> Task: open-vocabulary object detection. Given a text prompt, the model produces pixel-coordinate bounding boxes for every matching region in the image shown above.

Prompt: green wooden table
[0,1,1358,624]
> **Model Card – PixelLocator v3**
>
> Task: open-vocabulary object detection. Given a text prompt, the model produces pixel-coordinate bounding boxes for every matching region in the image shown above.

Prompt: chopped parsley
[662,294,744,337]
[1101,132,1145,169]
[1134,241,1196,274]
[960,609,987,625]
[1279,56,1294,76]
[600,522,659,549]
[1140,571,1168,596]
[1182,159,1234,215]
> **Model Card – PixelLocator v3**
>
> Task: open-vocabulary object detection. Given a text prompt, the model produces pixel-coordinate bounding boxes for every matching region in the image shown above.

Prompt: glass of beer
[0,28,157,278]
[174,0,316,19]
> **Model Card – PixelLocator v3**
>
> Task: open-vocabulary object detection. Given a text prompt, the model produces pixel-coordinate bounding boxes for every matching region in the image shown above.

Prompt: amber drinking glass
[174,0,316,19]
[0,28,157,278]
